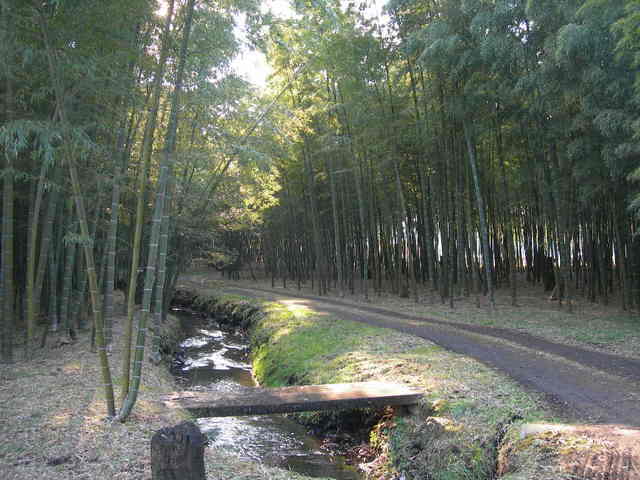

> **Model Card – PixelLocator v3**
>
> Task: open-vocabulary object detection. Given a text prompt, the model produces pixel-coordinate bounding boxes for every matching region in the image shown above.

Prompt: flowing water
[171,309,362,480]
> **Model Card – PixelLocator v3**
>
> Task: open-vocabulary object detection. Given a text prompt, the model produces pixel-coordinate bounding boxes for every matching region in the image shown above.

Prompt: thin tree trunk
[1,2,15,361]
[117,0,196,422]
[25,161,48,355]
[122,0,175,401]
[496,112,517,306]
[325,151,344,297]
[36,5,116,416]
[551,146,573,312]
[1,150,15,362]
[33,167,62,336]
[60,204,77,340]
[394,160,417,301]
[464,121,494,308]
[302,141,326,295]
[151,177,173,363]
[355,159,369,300]
[613,195,629,311]
[335,83,369,300]
[68,147,116,416]
[103,149,123,347]
[104,86,137,347]
[47,246,59,337]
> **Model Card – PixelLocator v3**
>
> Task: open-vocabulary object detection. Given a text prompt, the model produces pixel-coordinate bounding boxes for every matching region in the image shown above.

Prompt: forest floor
[181,270,640,425]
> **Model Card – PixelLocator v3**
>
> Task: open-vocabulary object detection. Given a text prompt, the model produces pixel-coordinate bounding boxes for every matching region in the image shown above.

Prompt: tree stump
[151,421,206,480]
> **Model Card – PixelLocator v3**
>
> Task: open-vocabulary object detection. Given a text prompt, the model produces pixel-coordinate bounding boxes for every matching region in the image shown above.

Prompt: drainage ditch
[168,290,514,480]
[170,307,363,479]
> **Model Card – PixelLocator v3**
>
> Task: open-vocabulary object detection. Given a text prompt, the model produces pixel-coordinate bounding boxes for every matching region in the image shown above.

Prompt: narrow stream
[171,309,362,480]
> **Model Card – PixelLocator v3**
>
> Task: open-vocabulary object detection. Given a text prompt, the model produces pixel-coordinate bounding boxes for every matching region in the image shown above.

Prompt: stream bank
[170,307,362,479]
[171,288,560,480]
[0,298,329,480]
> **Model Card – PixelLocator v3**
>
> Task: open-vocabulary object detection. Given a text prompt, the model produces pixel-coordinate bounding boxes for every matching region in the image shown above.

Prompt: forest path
[178,276,640,427]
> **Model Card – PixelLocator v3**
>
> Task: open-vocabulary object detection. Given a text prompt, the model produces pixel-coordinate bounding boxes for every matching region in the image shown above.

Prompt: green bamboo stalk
[25,161,47,355]
[324,151,344,296]
[1,0,15,363]
[34,168,62,331]
[116,0,196,422]
[71,241,85,333]
[302,140,327,295]
[47,247,59,335]
[71,181,104,331]
[121,0,176,401]
[464,121,494,308]
[68,150,116,416]
[1,148,15,364]
[104,23,142,349]
[35,5,115,416]
[334,83,369,300]
[151,178,173,364]
[60,202,77,340]
[104,134,126,347]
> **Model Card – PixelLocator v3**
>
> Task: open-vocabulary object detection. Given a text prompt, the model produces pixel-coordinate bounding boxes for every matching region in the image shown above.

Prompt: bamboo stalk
[117,0,196,422]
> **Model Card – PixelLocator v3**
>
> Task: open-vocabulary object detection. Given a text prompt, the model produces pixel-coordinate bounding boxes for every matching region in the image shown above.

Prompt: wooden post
[151,421,206,480]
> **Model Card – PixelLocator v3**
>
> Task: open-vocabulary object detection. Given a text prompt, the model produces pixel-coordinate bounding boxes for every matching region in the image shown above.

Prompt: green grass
[184,293,554,480]
[251,302,387,386]
[573,329,629,345]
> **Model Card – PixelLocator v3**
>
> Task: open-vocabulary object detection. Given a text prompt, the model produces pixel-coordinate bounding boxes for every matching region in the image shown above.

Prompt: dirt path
[182,279,640,427]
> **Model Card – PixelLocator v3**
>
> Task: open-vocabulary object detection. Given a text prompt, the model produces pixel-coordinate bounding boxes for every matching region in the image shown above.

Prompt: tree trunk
[151,177,174,364]
[34,168,62,337]
[122,0,175,401]
[1,150,15,362]
[464,121,494,308]
[104,102,134,347]
[25,161,48,355]
[36,5,116,417]
[496,112,517,306]
[117,0,196,422]
[302,140,326,295]
[1,6,15,361]
[325,150,344,297]
[60,202,77,340]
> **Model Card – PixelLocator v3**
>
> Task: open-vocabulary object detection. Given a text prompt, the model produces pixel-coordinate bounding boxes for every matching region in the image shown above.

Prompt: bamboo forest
[2,1,640,478]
